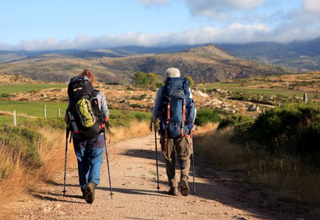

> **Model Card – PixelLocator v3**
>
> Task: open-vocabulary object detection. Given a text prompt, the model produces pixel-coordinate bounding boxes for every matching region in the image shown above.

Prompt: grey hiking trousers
[161,136,192,188]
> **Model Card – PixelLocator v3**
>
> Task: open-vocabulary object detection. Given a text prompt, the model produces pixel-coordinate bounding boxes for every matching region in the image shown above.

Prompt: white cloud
[185,0,265,18]
[1,20,320,51]
[135,0,169,7]
[303,0,320,13]
[0,24,271,51]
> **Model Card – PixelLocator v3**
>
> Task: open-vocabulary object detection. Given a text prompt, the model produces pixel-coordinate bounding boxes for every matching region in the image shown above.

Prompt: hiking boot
[84,182,96,204]
[168,187,178,196]
[81,188,86,198]
[180,179,189,196]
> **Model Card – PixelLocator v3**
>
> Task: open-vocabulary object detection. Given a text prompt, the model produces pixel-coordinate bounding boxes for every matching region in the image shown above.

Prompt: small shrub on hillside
[1,93,14,99]
[195,109,221,126]
[109,110,151,127]
[33,118,66,130]
[246,103,320,165]
[155,82,164,88]
[218,114,253,130]
[0,126,44,168]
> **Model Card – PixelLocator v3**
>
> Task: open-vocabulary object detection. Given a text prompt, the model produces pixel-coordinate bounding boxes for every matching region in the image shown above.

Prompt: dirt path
[9,134,305,220]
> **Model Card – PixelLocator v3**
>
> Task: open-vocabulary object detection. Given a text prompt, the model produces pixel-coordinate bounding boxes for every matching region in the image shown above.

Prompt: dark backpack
[159,77,196,139]
[67,76,106,139]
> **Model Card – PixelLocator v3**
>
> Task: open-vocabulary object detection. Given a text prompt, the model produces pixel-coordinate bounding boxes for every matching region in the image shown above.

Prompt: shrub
[195,109,221,126]
[0,126,44,168]
[133,72,148,86]
[147,73,158,86]
[155,82,164,88]
[1,93,12,98]
[218,114,253,130]
[31,118,66,130]
[246,103,320,164]
[109,110,151,127]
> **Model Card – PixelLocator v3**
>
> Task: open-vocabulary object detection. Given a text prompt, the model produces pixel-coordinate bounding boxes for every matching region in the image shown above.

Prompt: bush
[155,82,164,88]
[0,126,44,168]
[133,72,148,86]
[109,110,151,127]
[246,103,320,164]
[30,117,66,130]
[218,114,253,130]
[195,109,221,126]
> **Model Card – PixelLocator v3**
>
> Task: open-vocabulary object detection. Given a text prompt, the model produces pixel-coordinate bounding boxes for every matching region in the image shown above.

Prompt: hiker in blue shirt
[152,67,196,196]
[65,69,109,203]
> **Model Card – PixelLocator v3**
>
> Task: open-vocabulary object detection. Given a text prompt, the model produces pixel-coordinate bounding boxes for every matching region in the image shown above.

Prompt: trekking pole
[63,126,70,196]
[103,131,113,199]
[191,129,196,195]
[153,121,160,192]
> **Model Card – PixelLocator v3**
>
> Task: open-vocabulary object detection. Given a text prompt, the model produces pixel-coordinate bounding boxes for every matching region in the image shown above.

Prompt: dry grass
[194,127,247,170]
[0,120,151,218]
[194,122,218,135]
[0,128,66,219]
[109,120,151,144]
[194,126,320,212]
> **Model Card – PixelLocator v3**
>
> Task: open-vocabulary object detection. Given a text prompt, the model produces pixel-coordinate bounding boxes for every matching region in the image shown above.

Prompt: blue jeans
[73,134,105,191]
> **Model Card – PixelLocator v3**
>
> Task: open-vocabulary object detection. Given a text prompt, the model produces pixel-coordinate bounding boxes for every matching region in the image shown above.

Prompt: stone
[248,104,256,111]
[194,90,209,98]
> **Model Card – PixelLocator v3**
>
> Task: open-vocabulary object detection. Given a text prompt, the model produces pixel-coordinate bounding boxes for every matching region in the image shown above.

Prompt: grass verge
[194,125,320,218]
[0,110,151,218]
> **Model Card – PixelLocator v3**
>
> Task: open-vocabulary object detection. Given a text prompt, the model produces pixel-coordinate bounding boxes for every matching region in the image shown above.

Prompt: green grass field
[0,101,67,117]
[0,83,66,94]
[199,83,319,98]
[0,101,151,127]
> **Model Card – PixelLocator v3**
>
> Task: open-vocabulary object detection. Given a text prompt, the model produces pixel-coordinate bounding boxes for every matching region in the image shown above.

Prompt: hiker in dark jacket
[64,69,109,203]
[152,67,196,196]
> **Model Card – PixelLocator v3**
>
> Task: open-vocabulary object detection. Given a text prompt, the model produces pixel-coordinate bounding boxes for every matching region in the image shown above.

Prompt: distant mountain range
[0,43,288,83]
[1,37,320,73]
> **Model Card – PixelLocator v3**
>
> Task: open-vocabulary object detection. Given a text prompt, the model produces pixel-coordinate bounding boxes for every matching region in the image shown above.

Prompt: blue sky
[1,0,320,50]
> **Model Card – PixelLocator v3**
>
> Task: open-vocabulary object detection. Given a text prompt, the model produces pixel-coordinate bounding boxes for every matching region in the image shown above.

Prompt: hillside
[218,38,320,72]
[1,37,320,72]
[0,44,286,83]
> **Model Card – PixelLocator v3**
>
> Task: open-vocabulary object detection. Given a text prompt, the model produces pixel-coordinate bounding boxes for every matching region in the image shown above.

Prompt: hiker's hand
[64,115,69,123]
[152,114,157,123]
[105,116,109,122]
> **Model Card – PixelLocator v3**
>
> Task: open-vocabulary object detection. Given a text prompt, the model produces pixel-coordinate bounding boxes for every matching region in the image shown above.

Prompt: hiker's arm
[99,92,110,121]
[188,88,197,124]
[152,88,162,122]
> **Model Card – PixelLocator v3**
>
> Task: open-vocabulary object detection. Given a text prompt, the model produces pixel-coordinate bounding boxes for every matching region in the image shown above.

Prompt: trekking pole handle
[67,112,79,132]
[150,119,153,132]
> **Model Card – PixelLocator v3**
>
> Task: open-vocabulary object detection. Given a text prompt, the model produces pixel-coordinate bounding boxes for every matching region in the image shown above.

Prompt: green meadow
[0,101,151,127]
[0,83,66,94]
[199,83,319,98]
[0,101,67,117]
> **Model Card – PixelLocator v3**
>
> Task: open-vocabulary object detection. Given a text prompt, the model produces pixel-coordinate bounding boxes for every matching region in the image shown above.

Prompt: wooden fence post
[44,105,47,119]
[303,93,308,103]
[13,111,16,126]
[58,108,61,117]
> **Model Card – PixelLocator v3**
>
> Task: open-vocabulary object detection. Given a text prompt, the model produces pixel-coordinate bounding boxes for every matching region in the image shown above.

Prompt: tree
[147,73,158,86]
[185,76,195,88]
[133,71,148,86]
